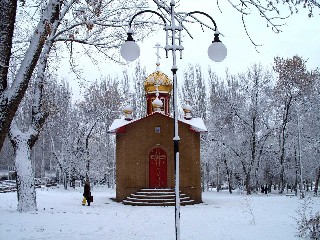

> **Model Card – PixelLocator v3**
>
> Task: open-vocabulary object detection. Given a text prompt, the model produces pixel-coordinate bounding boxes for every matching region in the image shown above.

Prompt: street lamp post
[120,1,227,239]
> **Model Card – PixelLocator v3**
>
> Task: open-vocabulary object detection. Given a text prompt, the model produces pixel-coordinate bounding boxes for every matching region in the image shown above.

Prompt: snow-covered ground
[0,186,319,240]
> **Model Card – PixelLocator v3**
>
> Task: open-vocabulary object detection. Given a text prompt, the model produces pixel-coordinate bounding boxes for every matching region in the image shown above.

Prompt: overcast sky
[63,1,320,99]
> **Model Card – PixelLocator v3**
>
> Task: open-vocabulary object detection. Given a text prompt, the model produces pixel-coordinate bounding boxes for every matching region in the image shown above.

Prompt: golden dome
[144,71,172,93]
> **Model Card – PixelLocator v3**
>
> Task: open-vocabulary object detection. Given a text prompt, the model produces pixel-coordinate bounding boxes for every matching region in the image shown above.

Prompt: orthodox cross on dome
[153,43,162,71]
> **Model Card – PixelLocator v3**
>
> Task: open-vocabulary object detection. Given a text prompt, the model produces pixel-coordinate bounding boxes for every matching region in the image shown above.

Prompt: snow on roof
[108,113,207,133]
[180,117,207,132]
[108,116,136,133]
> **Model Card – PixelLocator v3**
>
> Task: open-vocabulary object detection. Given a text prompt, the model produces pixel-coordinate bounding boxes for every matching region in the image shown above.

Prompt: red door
[149,148,167,188]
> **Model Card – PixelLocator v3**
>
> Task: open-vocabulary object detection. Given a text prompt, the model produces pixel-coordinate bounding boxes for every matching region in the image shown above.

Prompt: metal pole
[169,1,180,239]
[172,67,180,240]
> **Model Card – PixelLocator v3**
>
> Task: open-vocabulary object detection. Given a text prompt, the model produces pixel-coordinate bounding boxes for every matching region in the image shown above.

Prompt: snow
[152,97,163,107]
[183,104,192,111]
[123,105,133,112]
[108,116,135,133]
[180,117,207,132]
[108,114,207,133]
[1,186,319,240]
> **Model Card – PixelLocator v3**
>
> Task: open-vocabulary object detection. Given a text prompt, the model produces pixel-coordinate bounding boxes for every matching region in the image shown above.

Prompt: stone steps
[123,188,195,206]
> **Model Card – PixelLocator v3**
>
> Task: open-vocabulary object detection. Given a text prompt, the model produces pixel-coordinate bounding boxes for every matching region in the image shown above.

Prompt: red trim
[189,126,197,132]
[117,126,126,133]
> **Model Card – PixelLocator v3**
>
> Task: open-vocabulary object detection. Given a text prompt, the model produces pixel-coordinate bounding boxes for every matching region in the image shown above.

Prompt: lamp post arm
[128,10,167,28]
[185,11,218,31]
[172,11,219,39]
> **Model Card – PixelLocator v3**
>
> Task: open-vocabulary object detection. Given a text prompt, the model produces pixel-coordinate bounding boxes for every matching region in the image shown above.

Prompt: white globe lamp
[120,30,140,61]
[207,31,227,62]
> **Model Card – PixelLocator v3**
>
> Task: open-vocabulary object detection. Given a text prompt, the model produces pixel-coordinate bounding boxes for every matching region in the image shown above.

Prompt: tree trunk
[10,131,37,212]
[0,0,18,150]
[222,155,232,194]
[0,0,17,89]
[278,96,292,194]
[240,159,252,195]
[205,162,210,191]
[64,172,68,190]
[201,164,205,192]
[245,173,251,195]
[228,172,233,194]
[314,167,320,196]
[216,161,221,192]
[8,31,52,211]
[279,165,285,194]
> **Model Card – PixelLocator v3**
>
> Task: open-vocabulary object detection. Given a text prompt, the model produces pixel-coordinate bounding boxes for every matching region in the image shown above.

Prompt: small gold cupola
[123,105,133,121]
[183,104,193,120]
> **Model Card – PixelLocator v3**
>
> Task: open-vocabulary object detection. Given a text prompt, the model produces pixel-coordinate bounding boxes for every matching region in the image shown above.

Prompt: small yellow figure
[82,197,86,206]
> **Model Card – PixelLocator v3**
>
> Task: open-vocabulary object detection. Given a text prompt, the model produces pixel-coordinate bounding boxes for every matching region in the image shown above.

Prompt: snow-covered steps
[123,188,195,206]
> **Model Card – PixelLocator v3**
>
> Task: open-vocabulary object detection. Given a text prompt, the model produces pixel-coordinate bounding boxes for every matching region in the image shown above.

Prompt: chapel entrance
[149,147,167,188]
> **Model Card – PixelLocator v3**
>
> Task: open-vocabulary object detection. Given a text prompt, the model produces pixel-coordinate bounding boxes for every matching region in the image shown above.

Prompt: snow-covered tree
[132,62,147,118]
[181,64,207,120]
[74,78,122,183]
[205,65,274,194]
[8,35,57,212]
[0,0,61,152]
[273,55,319,194]
[205,69,244,193]
[0,0,149,151]
[46,80,74,189]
